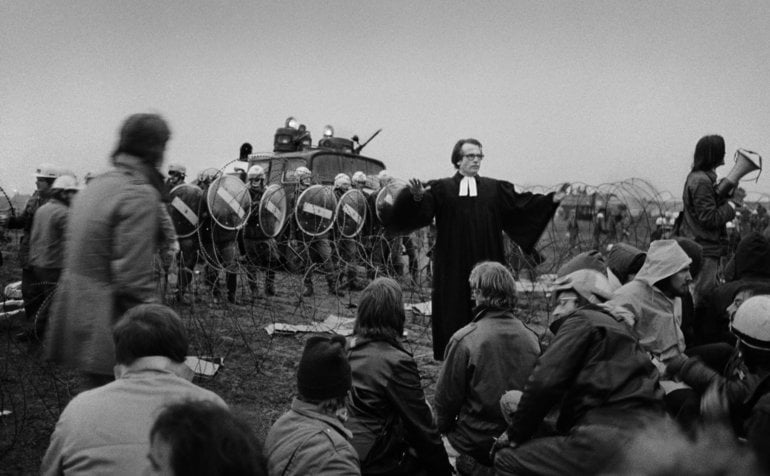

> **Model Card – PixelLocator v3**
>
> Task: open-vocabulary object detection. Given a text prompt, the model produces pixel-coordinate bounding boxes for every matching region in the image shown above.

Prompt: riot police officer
[165,163,187,193]
[27,174,80,339]
[242,165,279,298]
[6,163,62,331]
[333,173,365,291]
[198,168,239,304]
[294,166,344,297]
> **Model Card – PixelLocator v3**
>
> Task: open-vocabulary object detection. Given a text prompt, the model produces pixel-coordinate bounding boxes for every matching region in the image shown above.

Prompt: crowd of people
[3,114,770,474]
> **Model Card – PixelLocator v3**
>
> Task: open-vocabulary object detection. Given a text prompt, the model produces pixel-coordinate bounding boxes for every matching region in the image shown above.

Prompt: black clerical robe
[393,173,558,359]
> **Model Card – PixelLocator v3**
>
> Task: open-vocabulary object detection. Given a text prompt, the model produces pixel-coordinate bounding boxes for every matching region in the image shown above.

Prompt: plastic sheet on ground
[407,301,432,316]
[184,356,223,378]
[3,281,22,300]
[515,274,557,294]
[264,314,356,336]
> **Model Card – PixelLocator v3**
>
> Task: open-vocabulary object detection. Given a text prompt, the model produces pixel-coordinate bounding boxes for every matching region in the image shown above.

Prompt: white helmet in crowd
[377,170,392,186]
[51,175,81,191]
[168,163,187,176]
[352,171,367,186]
[334,173,351,190]
[295,166,312,184]
[732,295,770,350]
[34,163,61,180]
[197,168,220,184]
[247,165,265,180]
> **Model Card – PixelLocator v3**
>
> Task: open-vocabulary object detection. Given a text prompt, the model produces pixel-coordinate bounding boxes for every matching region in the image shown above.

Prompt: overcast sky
[2,0,769,198]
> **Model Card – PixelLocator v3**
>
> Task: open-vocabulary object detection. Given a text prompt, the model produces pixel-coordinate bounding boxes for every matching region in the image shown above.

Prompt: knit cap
[557,250,607,278]
[607,243,646,282]
[297,335,351,401]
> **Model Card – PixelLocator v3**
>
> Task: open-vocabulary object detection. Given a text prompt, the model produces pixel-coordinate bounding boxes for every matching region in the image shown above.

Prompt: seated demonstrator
[41,304,226,475]
[492,269,665,476]
[434,261,540,473]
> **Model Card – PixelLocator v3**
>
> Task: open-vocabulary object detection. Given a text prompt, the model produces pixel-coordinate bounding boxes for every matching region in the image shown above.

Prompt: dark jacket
[704,233,770,344]
[741,373,770,473]
[679,170,735,258]
[346,337,452,476]
[507,305,665,444]
[434,306,540,464]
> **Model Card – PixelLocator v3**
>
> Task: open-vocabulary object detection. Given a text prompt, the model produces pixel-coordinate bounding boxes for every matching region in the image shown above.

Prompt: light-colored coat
[45,155,162,376]
[606,240,692,362]
[40,357,226,476]
[265,398,360,476]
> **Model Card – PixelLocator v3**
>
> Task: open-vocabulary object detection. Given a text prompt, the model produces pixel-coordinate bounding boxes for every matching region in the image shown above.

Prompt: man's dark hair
[150,400,267,476]
[451,138,482,169]
[113,304,188,365]
[354,277,405,343]
[111,113,171,166]
[692,135,725,172]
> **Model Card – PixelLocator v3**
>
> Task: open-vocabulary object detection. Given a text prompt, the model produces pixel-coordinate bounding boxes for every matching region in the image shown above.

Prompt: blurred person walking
[45,113,171,389]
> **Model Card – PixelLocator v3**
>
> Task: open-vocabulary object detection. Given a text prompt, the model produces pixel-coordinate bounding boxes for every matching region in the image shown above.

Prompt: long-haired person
[346,278,452,475]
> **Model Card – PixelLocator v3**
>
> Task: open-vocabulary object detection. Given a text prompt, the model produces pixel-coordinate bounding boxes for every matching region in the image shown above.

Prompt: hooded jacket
[506,303,664,445]
[606,240,692,362]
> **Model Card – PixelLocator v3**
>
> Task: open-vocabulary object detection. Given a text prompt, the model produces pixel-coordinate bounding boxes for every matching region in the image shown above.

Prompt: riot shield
[258,183,289,238]
[375,179,407,227]
[168,184,203,238]
[295,185,337,236]
[335,189,368,238]
[206,175,251,230]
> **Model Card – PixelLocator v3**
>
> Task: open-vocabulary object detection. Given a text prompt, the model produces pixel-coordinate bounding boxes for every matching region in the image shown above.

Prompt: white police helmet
[732,295,770,350]
[295,166,312,180]
[168,163,187,176]
[51,175,81,191]
[334,173,351,189]
[352,171,367,185]
[247,165,265,180]
[34,163,61,179]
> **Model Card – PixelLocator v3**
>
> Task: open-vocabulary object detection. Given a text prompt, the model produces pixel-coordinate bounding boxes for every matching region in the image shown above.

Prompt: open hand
[408,178,425,200]
[553,183,570,203]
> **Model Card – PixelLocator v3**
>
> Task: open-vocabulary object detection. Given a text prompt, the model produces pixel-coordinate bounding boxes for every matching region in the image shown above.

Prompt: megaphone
[716,149,762,198]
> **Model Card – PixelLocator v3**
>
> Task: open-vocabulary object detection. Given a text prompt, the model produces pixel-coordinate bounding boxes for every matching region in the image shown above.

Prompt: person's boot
[327,277,345,297]
[264,272,276,296]
[302,280,314,297]
[226,273,238,304]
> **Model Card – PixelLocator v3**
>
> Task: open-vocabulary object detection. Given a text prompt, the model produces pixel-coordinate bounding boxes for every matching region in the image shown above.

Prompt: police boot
[327,277,345,297]
[264,271,276,296]
[302,280,314,297]
[226,273,238,304]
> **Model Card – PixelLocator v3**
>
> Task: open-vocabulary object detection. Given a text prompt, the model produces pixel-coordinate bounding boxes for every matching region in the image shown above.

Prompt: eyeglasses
[463,154,484,161]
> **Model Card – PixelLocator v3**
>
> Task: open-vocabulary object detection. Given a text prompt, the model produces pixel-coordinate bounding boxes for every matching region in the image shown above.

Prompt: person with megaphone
[676,134,757,312]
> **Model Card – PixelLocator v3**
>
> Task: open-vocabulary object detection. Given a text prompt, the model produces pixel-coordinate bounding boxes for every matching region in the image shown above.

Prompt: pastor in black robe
[392,173,558,360]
